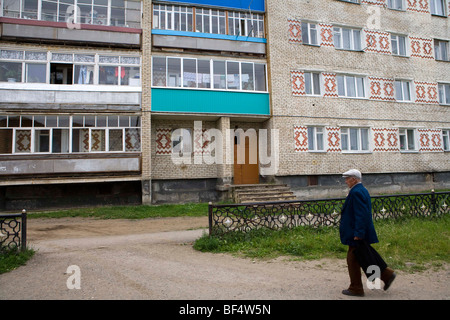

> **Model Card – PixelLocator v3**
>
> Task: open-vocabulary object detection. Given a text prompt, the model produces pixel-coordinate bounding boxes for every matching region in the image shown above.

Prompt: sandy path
[0,217,448,300]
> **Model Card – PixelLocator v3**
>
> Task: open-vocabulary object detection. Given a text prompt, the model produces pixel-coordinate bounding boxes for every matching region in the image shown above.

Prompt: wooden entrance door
[234,137,259,185]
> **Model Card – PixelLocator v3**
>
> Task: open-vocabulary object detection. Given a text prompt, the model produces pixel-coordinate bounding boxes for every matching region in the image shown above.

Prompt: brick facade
[266,0,450,182]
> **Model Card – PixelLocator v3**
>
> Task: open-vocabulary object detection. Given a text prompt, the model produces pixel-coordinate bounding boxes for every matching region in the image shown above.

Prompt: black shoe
[384,272,396,291]
[342,289,364,297]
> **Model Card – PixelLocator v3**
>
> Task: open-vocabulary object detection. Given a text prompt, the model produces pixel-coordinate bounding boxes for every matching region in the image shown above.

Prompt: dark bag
[353,240,387,278]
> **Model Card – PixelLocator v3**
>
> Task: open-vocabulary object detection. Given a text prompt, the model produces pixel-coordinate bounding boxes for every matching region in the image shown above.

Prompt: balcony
[0,17,141,48]
[151,88,270,116]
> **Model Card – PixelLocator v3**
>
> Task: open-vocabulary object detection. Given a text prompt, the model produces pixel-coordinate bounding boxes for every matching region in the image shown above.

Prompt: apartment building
[269,0,450,198]
[144,0,270,203]
[1,0,449,209]
[0,0,143,209]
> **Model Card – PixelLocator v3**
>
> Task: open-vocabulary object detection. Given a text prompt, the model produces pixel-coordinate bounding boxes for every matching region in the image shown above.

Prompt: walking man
[340,169,396,296]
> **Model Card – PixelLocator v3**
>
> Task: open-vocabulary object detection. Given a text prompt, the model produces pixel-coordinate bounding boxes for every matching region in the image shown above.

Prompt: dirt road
[0,217,448,300]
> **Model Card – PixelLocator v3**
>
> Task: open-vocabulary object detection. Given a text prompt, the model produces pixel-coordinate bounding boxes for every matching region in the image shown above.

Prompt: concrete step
[232,183,297,203]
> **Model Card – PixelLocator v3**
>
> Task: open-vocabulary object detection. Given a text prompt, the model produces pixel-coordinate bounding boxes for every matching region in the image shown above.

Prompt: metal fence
[0,210,27,252]
[208,191,450,237]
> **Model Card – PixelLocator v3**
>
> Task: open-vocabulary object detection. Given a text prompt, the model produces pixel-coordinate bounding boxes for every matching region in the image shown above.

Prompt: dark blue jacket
[339,183,379,246]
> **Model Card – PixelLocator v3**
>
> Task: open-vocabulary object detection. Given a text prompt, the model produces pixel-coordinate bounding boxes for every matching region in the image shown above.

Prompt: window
[334,27,362,51]
[98,55,140,86]
[443,130,450,151]
[438,83,450,105]
[1,0,141,28]
[0,49,140,86]
[337,75,365,98]
[195,8,226,34]
[254,64,266,92]
[227,61,240,90]
[241,62,254,91]
[197,59,211,89]
[152,57,167,87]
[399,128,416,151]
[26,63,47,83]
[387,0,405,10]
[337,0,360,3]
[167,57,181,87]
[302,22,318,46]
[391,34,408,56]
[153,4,194,32]
[341,127,370,152]
[228,11,264,38]
[430,0,446,16]
[395,80,412,101]
[183,58,197,88]
[434,40,449,61]
[0,61,22,82]
[304,72,321,95]
[0,114,140,154]
[152,57,267,92]
[307,127,324,151]
[172,128,192,154]
[213,60,226,89]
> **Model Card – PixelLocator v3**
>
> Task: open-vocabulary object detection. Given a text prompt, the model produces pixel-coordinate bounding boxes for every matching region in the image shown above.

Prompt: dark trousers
[347,246,395,294]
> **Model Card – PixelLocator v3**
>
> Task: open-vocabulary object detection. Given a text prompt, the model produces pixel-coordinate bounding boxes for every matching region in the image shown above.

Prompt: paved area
[0,217,448,300]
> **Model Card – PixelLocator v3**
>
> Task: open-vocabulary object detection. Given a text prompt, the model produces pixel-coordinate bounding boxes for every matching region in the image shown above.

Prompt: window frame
[307,126,325,152]
[0,49,141,86]
[443,129,450,151]
[304,71,321,96]
[341,127,371,153]
[399,128,417,152]
[0,114,141,155]
[430,0,447,17]
[333,26,362,51]
[151,56,268,93]
[337,74,366,98]
[391,34,408,57]
[387,0,406,11]
[301,22,318,46]
[438,83,450,105]
[336,0,360,4]
[1,0,141,28]
[434,39,449,62]
[394,79,413,102]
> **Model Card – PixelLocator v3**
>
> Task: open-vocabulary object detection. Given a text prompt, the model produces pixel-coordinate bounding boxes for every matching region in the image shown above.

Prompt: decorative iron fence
[0,210,27,252]
[208,191,450,237]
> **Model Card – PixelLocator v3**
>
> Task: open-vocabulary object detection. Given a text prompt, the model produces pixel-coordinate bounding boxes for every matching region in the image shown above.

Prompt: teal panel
[151,88,270,115]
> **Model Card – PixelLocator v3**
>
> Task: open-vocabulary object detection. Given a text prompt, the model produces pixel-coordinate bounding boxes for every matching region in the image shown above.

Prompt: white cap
[342,169,362,180]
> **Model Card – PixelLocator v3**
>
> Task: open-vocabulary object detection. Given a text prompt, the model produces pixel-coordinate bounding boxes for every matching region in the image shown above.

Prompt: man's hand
[354,236,362,240]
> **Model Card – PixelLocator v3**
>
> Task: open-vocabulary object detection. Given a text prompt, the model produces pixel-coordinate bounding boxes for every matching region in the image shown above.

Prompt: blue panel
[152,29,266,43]
[162,0,265,12]
[151,88,270,115]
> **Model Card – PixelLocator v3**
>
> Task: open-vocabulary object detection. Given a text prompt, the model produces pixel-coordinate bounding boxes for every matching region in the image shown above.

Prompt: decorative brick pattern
[155,128,172,155]
[410,37,434,59]
[326,127,341,152]
[294,125,308,152]
[194,128,211,155]
[365,30,391,55]
[322,73,338,98]
[125,128,141,152]
[15,130,31,152]
[319,23,334,48]
[414,81,439,104]
[288,19,302,44]
[406,0,430,13]
[418,129,444,152]
[361,0,386,6]
[291,71,306,96]
[373,128,400,152]
[368,77,396,101]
